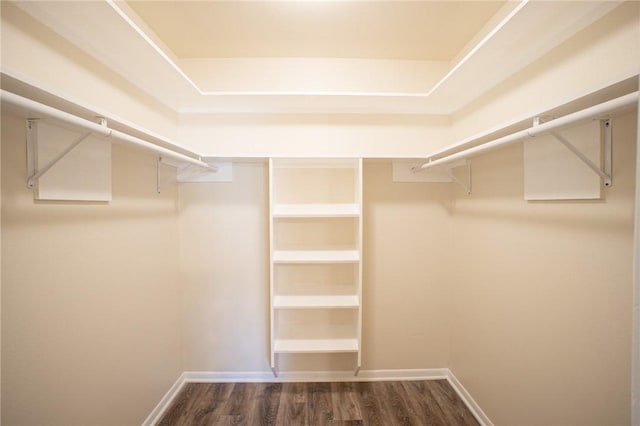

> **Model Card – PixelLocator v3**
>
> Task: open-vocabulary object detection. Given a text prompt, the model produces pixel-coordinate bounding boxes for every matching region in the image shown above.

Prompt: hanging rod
[421,91,639,170]
[0,90,214,170]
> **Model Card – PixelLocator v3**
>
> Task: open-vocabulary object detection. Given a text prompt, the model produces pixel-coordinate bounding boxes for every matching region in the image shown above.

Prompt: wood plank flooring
[158,379,480,426]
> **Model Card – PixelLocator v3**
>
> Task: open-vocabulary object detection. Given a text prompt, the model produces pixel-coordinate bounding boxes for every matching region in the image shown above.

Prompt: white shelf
[273,250,360,263]
[272,203,359,218]
[273,338,359,353]
[273,295,359,309]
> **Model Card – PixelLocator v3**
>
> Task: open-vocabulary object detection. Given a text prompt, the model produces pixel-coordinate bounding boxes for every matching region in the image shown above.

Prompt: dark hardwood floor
[158,379,480,425]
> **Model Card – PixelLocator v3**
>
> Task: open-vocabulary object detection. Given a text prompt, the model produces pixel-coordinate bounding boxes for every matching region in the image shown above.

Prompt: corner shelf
[269,158,363,376]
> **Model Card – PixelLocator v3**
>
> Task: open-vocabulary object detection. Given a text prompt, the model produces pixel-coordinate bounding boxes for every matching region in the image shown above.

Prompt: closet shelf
[273,250,360,263]
[273,338,359,353]
[272,203,359,218]
[273,295,359,309]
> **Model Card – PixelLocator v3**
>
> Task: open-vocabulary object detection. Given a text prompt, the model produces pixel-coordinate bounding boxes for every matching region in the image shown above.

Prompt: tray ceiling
[4,0,627,114]
[125,1,505,61]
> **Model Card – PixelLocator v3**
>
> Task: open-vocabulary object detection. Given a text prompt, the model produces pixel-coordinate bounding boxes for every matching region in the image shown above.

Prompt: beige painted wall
[178,161,453,372]
[178,163,270,372]
[361,162,452,369]
[1,112,183,425]
[449,110,637,425]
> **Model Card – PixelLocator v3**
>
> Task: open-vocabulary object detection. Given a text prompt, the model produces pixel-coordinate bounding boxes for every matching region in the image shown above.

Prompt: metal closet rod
[1,90,213,170]
[421,91,639,170]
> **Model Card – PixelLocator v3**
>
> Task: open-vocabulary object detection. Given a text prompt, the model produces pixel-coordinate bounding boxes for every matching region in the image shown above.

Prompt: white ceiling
[125,1,505,61]
[6,1,626,114]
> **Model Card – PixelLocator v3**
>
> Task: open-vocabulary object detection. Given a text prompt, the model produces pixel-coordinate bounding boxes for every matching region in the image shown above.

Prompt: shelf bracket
[533,117,613,188]
[26,119,93,189]
[354,366,361,377]
[157,156,162,194]
[405,159,471,193]
[548,119,612,187]
[271,367,278,378]
[441,159,472,195]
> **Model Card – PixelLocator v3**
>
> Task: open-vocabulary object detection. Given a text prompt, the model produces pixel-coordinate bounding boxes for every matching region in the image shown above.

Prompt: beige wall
[1,112,183,425]
[361,162,452,369]
[448,110,637,425]
[178,163,270,372]
[177,161,453,372]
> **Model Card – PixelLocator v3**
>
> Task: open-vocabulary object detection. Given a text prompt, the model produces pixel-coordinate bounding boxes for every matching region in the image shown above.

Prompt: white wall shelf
[269,158,363,376]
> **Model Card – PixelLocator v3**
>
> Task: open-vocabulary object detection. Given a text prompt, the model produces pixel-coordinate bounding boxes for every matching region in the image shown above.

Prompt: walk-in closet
[1,1,639,425]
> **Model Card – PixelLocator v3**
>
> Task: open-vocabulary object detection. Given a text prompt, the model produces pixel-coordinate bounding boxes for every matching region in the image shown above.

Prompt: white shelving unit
[269,158,363,375]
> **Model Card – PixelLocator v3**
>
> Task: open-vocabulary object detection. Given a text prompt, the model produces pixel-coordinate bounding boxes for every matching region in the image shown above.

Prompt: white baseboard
[183,368,448,383]
[446,370,493,426]
[141,372,186,426]
[142,368,491,426]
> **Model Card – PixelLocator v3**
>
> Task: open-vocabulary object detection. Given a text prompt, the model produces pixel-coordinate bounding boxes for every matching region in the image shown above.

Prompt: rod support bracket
[157,156,163,194]
[26,120,38,189]
[25,120,93,190]
[603,119,612,187]
[442,160,472,195]
[550,118,612,188]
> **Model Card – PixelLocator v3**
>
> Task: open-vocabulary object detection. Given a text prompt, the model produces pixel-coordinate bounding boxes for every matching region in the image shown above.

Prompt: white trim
[143,368,492,425]
[446,370,494,426]
[183,368,448,383]
[141,372,186,426]
[197,90,428,97]
[425,0,529,97]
